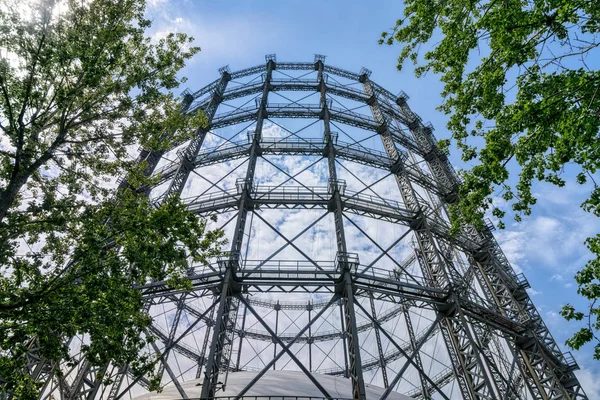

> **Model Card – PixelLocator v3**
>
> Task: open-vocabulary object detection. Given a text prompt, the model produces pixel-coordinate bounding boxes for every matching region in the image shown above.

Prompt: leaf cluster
[0,0,222,397]
[382,0,600,354]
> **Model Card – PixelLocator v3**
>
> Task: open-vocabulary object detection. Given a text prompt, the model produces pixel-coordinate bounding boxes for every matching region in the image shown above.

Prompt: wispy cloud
[576,366,600,398]
[145,3,289,64]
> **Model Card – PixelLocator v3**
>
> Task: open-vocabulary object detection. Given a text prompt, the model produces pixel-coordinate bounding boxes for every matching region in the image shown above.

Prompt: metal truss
[28,55,587,400]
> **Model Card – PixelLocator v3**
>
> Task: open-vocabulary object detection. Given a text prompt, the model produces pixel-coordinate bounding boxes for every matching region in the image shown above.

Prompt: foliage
[0,0,225,396]
[382,0,600,355]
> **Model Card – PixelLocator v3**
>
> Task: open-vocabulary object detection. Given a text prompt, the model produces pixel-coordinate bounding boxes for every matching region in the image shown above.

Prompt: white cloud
[494,229,526,273]
[495,210,599,275]
[545,310,561,323]
[145,7,289,63]
[533,180,592,207]
[147,0,168,8]
[575,367,600,398]
[488,178,600,283]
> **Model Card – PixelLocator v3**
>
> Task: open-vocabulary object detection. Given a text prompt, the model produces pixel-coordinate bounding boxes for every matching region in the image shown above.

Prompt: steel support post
[235,300,248,371]
[394,110,520,400]
[307,301,313,372]
[402,305,430,399]
[360,74,500,400]
[161,69,231,201]
[476,247,583,399]
[24,92,198,400]
[339,298,350,378]
[117,91,195,193]
[369,293,389,388]
[341,268,367,400]
[468,259,526,400]
[318,59,366,400]
[199,268,235,399]
[273,301,280,370]
[196,306,216,379]
[393,93,586,399]
[395,97,534,399]
[107,365,128,400]
[200,57,275,398]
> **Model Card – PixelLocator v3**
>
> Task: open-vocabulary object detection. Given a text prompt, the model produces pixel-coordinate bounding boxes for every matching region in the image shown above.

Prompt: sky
[143,0,600,396]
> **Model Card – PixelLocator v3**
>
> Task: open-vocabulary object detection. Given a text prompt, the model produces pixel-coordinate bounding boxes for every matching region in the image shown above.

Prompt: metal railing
[193,397,353,400]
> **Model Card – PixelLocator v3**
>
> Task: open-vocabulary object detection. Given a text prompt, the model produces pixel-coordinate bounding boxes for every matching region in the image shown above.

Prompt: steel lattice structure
[26,55,588,400]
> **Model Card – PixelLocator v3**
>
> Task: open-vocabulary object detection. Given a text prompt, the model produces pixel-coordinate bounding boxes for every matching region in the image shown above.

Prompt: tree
[381,0,600,357]
[0,0,225,397]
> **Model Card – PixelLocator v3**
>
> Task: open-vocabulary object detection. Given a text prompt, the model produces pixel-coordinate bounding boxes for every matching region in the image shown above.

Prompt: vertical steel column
[142,67,231,397]
[317,57,366,400]
[408,151,517,399]
[307,301,313,372]
[117,91,194,193]
[360,73,499,400]
[200,56,275,399]
[161,67,231,201]
[235,300,248,371]
[369,293,389,388]
[402,305,430,398]
[273,301,280,370]
[338,299,350,378]
[341,259,366,400]
[196,306,215,379]
[200,268,234,398]
[40,91,199,400]
[106,365,128,400]
[393,93,586,399]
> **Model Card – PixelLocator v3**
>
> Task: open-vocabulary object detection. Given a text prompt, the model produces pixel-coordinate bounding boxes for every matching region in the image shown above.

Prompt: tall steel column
[318,57,366,400]
[361,72,501,400]
[162,67,231,201]
[200,55,275,399]
[394,90,586,399]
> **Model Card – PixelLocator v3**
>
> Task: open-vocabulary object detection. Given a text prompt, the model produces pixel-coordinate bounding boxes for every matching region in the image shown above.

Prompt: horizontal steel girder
[176,184,480,252]
[187,64,400,114]
[147,302,415,362]
[151,137,444,197]
[186,101,421,152]
[137,261,527,338]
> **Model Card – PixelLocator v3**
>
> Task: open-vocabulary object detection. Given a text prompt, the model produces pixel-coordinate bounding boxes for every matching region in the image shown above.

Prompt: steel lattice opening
[34,55,587,400]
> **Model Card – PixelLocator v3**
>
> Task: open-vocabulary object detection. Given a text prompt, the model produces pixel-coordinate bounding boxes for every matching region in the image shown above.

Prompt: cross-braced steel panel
[29,55,587,400]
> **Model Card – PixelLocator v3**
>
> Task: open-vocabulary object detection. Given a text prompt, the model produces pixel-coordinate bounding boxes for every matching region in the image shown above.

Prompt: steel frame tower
[27,55,587,400]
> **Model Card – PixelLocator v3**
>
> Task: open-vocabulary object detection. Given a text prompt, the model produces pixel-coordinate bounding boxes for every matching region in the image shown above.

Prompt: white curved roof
[134,370,412,399]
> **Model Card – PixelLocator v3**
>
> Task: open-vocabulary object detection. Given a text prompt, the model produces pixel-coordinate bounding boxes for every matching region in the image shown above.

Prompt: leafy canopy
[382,0,600,357]
[0,0,224,397]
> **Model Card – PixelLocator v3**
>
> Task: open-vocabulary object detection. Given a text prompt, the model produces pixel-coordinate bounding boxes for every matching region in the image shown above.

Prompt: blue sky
[146,0,600,395]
